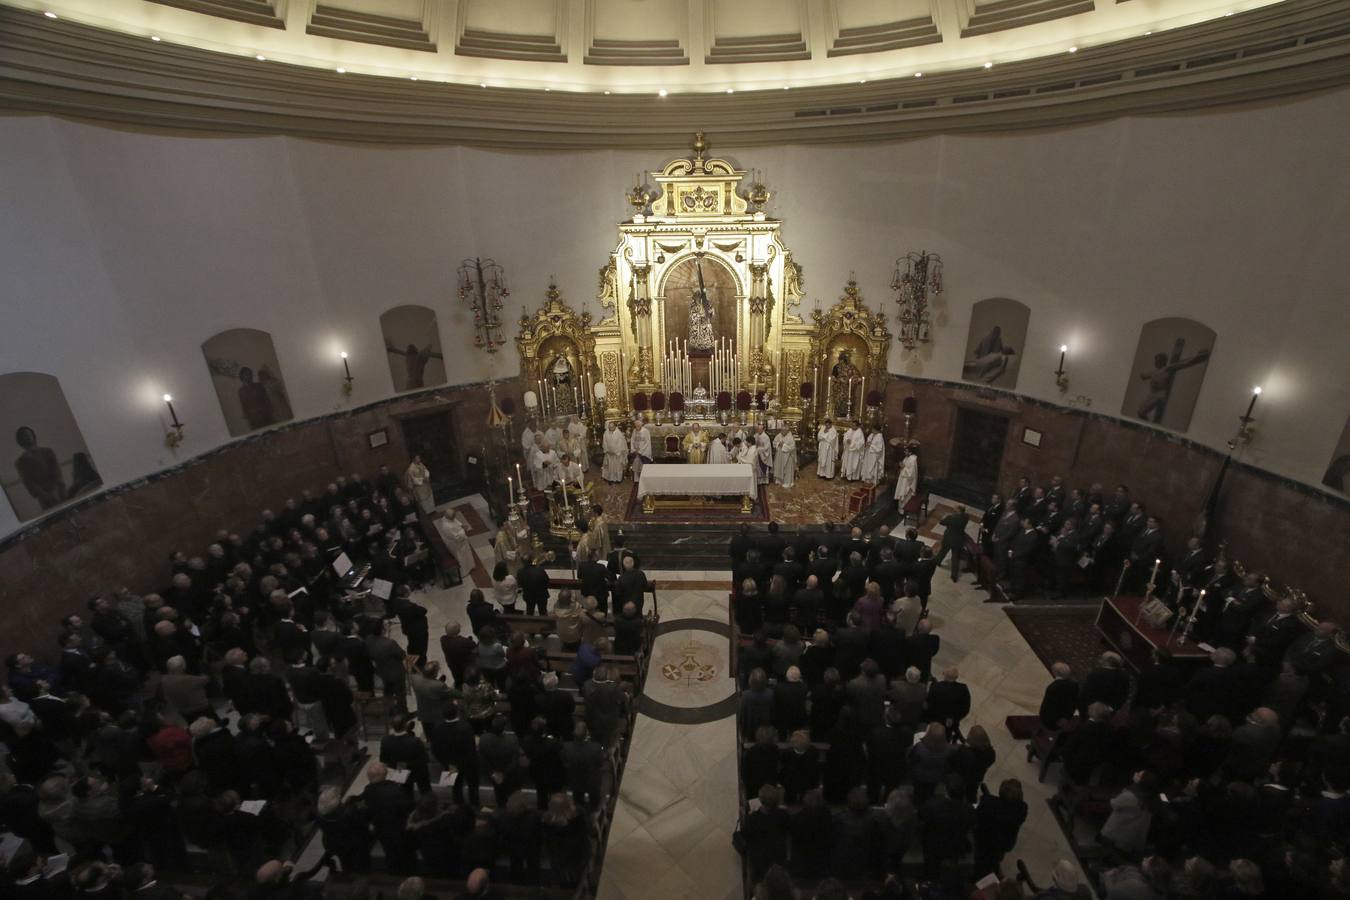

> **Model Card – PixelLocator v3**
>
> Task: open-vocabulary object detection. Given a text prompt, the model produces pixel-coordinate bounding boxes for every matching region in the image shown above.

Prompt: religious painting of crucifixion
[380,304,446,392]
[1120,317,1216,432]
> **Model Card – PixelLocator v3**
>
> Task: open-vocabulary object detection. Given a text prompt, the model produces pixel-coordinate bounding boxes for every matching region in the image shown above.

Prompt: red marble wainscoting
[883,376,1350,623]
[0,379,524,664]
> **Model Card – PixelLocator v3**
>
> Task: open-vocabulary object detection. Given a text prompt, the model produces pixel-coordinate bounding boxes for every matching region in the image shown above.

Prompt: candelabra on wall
[162,394,184,449]
[339,351,354,396]
[892,250,943,349]
[1228,386,1262,449]
[1055,345,1070,392]
[458,257,509,352]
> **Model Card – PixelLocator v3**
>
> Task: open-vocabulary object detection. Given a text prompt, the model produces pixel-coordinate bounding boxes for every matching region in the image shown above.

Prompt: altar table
[637,463,758,513]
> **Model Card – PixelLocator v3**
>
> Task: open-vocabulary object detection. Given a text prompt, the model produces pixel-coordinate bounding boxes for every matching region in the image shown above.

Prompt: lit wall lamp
[1055,345,1070,392]
[1229,386,1262,449]
[340,351,354,395]
[163,393,185,448]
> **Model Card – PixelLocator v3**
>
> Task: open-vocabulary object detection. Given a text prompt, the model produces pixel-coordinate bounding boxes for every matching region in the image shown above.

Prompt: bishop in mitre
[772,427,797,488]
[601,421,627,483]
[683,422,710,464]
[709,432,731,464]
[894,443,919,512]
[816,419,838,479]
[841,421,866,482]
[861,427,886,485]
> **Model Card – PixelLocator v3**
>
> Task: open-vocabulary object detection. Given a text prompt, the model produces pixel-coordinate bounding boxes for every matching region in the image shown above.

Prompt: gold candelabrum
[892,250,943,350]
[458,256,509,353]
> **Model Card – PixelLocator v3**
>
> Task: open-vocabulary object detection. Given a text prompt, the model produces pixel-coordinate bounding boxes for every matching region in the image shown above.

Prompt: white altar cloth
[637,463,758,499]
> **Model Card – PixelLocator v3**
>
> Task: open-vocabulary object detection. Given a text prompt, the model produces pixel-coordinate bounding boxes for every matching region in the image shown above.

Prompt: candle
[859,376,866,407]
[1149,558,1161,590]
[508,476,514,504]
[579,470,585,492]
[163,394,181,428]
[1244,386,1262,419]
[1057,345,1067,373]
[340,352,352,380]
[516,462,524,490]
[562,475,570,509]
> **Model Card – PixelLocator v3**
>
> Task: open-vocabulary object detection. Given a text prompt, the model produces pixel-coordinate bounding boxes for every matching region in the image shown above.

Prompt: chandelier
[457,256,509,352]
[892,250,943,349]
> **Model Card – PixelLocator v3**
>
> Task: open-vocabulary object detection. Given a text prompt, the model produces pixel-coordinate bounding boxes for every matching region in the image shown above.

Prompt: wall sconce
[1055,345,1070,392]
[340,351,354,395]
[1229,385,1262,449]
[163,393,185,448]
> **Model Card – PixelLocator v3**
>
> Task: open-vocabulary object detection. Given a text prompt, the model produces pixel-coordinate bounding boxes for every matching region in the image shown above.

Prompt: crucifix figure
[688,257,716,352]
[1136,337,1210,423]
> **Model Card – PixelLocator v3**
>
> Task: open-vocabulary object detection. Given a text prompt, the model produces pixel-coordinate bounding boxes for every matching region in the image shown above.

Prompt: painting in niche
[962,297,1030,389]
[380,305,446,392]
[661,255,738,354]
[202,328,294,437]
[1322,415,1350,494]
[1120,317,1216,433]
[0,372,103,522]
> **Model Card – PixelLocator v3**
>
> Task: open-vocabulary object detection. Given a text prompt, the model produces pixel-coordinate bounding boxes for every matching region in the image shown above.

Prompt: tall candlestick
[516,463,524,492]
[859,376,866,408]
[1149,558,1161,591]
[508,476,515,505]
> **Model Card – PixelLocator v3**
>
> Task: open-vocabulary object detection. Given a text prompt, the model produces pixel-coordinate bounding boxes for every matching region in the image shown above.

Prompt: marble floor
[297,492,1088,898]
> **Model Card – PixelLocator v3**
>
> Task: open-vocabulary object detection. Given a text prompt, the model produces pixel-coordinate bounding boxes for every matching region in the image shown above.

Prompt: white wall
[2,88,1348,537]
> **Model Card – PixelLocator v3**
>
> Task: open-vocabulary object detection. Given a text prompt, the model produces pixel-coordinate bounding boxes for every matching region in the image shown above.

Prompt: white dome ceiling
[7,0,1286,92]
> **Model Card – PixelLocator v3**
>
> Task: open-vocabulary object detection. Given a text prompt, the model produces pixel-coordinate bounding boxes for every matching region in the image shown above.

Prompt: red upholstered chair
[669,392,685,414]
[865,389,883,408]
[664,434,682,458]
[650,391,666,414]
[717,391,732,413]
[799,382,814,402]
[735,391,751,412]
[632,392,649,413]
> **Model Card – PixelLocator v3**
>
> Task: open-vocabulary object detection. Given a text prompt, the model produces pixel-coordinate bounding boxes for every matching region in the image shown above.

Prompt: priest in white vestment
[816,420,838,479]
[772,428,798,488]
[558,455,584,487]
[754,427,774,485]
[566,416,589,466]
[894,445,919,512]
[532,443,560,491]
[734,439,757,466]
[729,426,748,448]
[601,422,627,483]
[861,428,886,485]
[435,508,476,575]
[406,456,435,513]
[841,423,866,481]
[708,433,731,464]
[630,422,652,483]
[520,422,537,459]
[544,423,564,451]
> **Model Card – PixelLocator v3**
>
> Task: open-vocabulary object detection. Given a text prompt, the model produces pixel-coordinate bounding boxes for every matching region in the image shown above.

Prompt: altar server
[406,456,435,513]
[709,433,731,464]
[630,421,653,483]
[683,422,710,464]
[602,422,627,483]
[841,421,866,481]
[520,420,537,459]
[816,419,838,479]
[566,415,589,466]
[435,508,476,575]
[773,427,798,488]
[733,437,755,466]
[754,426,774,486]
[894,444,919,513]
[545,420,564,451]
[861,427,886,485]
[730,425,749,448]
[558,454,584,487]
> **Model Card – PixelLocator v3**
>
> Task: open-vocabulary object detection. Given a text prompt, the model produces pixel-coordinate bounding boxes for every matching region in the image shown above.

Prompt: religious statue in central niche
[687,259,716,352]
[829,350,860,419]
[548,355,578,415]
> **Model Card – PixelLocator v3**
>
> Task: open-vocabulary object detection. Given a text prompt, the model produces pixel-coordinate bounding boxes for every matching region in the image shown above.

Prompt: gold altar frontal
[514,132,893,448]
[641,493,754,515]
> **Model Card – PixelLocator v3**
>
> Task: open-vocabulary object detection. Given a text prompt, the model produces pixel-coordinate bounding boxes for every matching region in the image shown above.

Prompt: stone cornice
[1,2,1349,147]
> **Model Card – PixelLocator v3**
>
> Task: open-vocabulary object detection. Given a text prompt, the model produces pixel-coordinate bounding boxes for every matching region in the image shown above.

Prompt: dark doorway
[399,410,463,506]
[949,407,1009,499]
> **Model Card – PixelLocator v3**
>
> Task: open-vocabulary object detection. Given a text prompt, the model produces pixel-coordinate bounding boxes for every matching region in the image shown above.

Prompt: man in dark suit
[606,536,637,578]
[840,552,870,603]
[1009,476,1033,512]
[925,666,973,741]
[1184,647,1239,724]
[792,575,824,634]
[1216,573,1270,649]
[379,715,431,794]
[1082,503,1106,542]
[905,619,940,682]
[756,523,786,569]
[867,705,913,803]
[577,548,612,613]
[439,623,477,686]
[773,547,805,594]
[734,549,769,599]
[1286,621,1340,676]
[1006,517,1040,600]
[1023,487,1048,527]
[389,588,430,664]
[934,506,969,582]
[990,508,1022,579]
[808,544,838,591]
[243,657,293,721]
[57,633,98,695]
[1065,487,1089,523]
[562,722,605,808]
[1105,484,1132,524]
[1247,595,1305,668]
[894,527,923,569]
[869,548,905,604]
[1079,652,1130,716]
[729,523,754,567]
[517,555,551,616]
[616,555,651,615]
[1049,519,1083,600]
[868,524,897,566]
[979,494,1004,560]
[1176,536,1209,587]
[1037,662,1078,731]
[362,761,416,874]
[1089,522,1123,593]
[1127,515,1165,592]
[427,703,479,807]
[841,527,869,564]
[1045,475,1067,510]
[1119,502,1148,546]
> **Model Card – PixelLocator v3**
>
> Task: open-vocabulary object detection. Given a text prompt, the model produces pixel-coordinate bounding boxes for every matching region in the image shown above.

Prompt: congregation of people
[0,464,650,900]
[730,472,1350,900]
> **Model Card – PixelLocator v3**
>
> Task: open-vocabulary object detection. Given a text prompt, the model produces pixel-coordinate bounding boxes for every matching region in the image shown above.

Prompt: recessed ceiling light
[480,82,487,88]
[44,11,57,19]
[336,67,345,73]
[604,90,611,95]
[1225,10,1234,15]
[726,88,734,94]
[1145,31,1153,36]
[1068,46,1078,54]
[658,89,668,97]
[151,35,161,42]
[914,72,923,78]
[783,85,790,90]
[256,54,266,61]
[544,87,551,92]
[410,76,417,81]
[983,61,993,69]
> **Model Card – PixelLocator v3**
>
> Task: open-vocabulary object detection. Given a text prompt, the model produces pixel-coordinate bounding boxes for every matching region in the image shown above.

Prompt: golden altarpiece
[516,134,892,442]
